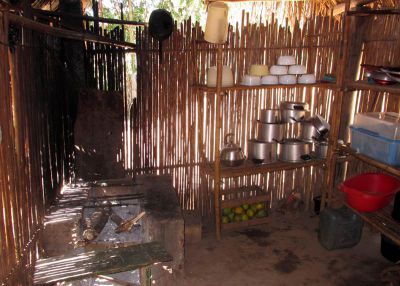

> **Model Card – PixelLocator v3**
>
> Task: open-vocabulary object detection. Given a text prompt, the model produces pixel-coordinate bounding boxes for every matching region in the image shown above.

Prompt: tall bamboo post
[214,45,223,239]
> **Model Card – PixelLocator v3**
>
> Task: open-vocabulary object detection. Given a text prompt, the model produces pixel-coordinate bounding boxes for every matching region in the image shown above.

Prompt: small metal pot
[256,121,285,142]
[248,139,278,164]
[259,109,280,123]
[220,133,245,167]
[315,141,328,159]
[280,101,309,123]
[275,138,311,162]
[310,115,330,135]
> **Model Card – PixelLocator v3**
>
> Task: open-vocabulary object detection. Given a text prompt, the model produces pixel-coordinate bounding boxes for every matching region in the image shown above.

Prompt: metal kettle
[220,133,245,167]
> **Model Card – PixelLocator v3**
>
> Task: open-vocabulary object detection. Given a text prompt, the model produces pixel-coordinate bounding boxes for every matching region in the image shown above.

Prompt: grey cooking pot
[259,109,281,123]
[248,139,278,164]
[220,133,245,167]
[301,120,322,142]
[256,121,285,142]
[311,115,330,135]
[315,140,329,159]
[274,138,311,162]
[280,101,309,123]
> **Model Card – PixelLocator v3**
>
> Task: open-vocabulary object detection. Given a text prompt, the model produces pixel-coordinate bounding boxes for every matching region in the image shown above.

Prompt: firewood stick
[115,211,146,233]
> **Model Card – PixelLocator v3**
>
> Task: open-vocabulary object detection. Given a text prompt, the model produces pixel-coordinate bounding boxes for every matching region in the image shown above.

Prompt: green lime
[234,206,244,215]
[256,203,264,210]
[256,210,267,218]
[222,208,232,215]
[234,215,242,222]
[241,214,249,221]
[246,209,255,218]
[251,204,258,212]
[242,204,249,210]
[222,216,230,224]
[228,212,235,221]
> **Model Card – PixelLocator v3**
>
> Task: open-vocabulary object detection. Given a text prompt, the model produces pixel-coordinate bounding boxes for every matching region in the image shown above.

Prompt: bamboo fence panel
[134,12,342,215]
[0,11,74,285]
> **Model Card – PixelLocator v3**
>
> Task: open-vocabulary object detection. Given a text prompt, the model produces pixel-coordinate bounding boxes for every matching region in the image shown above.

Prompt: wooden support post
[214,45,223,240]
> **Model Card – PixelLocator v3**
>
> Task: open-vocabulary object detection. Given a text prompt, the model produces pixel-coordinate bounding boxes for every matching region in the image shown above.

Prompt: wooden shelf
[338,145,400,177]
[202,159,325,179]
[220,185,268,208]
[346,80,400,94]
[192,82,339,93]
[347,9,400,16]
[221,216,270,231]
[346,204,400,246]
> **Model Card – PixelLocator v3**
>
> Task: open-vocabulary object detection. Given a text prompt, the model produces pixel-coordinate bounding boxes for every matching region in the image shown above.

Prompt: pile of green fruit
[221,203,267,224]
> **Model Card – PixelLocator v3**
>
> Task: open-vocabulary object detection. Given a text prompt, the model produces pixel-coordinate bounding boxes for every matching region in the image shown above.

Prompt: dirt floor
[176,212,393,286]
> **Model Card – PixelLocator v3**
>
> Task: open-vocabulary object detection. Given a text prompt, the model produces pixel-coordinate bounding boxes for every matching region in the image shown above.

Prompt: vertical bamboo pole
[214,45,223,240]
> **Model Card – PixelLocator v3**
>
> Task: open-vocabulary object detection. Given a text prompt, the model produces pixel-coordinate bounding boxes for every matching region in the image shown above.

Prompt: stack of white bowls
[267,55,316,85]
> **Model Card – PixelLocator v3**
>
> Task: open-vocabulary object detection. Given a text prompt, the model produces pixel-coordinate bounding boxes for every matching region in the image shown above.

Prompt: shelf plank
[346,204,400,246]
[202,159,325,178]
[339,145,400,177]
[346,80,400,94]
[221,216,270,231]
[221,195,269,209]
[347,9,400,16]
[192,82,339,93]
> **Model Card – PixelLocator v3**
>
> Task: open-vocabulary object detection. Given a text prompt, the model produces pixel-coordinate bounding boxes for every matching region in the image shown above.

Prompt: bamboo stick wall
[134,12,342,215]
[0,11,74,285]
[338,13,400,183]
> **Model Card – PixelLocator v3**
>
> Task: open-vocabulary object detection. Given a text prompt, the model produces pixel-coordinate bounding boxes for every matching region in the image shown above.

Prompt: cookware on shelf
[298,74,316,84]
[280,101,309,123]
[207,66,234,87]
[148,9,174,62]
[270,65,288,75]
[279,75,297,85]
[340,172,400,212]
[288,65,307,75]
[220,133,245,167]
[370,70,396,85]
[256,121,285,142]
[274,138,311,162]
[259,109,280,123]
[242,74,261,86]
[261,75,279,85]
[277,55,296,66]
[250,65,269,76]
[248,139,278,164]
[204,2,229,44]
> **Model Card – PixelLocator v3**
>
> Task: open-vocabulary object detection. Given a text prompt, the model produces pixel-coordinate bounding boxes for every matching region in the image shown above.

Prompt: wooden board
[221,216,270,231]
[346,80,400,94]
[202,159,326,178]
[192,82,339,93]
[34,242,172,285]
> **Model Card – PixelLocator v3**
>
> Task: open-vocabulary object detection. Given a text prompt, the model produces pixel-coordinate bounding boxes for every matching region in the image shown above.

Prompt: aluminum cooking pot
[311,115,330,135]
[259,109,280,123]
[274,138,311,162]
[220,133,245,167]
[256,121,285,142]
[280,101,309,123]
[248,139,278,164]
[315,140,328,159]
[301,120,322,142]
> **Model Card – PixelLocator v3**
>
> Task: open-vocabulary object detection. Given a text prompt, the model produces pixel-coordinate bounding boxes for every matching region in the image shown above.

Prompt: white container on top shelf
[288,65,307,75]
[242,74,261,86]
[353,112,400,140]
[250,65,269,76]
[270,65,288,75]
[207,66,234,87]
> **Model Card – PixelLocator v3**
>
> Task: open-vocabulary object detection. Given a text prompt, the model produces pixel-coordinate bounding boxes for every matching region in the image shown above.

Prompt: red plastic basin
[341,173,400,212]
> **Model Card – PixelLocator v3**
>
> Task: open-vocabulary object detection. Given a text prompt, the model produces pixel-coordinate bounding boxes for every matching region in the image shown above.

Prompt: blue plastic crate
[350,125,400,166]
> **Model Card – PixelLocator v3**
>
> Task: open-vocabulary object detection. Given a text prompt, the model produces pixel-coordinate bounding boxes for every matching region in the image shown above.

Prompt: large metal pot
[275,138,311,162]
[220,133,245,167]
[248,139,278,164]
[280,101,309,123]
[301,120,321,142]
[256,121,285,142]
[259,109,280,123]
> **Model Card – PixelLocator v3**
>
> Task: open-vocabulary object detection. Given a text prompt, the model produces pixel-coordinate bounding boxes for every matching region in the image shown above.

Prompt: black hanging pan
[148,9,174,63]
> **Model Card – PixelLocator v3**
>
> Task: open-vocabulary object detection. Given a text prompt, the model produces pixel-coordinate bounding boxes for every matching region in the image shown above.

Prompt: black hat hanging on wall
[148,9,174,63]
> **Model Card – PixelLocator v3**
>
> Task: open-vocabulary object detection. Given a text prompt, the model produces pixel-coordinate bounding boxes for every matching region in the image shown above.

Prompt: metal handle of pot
[293,105,305,110]
[224,133,234,144]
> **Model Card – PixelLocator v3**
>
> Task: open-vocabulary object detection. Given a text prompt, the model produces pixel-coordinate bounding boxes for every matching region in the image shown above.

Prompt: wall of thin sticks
[134,12,342,215]
[337,13,400,184]
[0,11,75,285]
